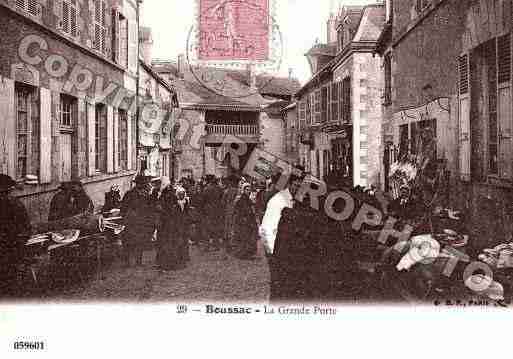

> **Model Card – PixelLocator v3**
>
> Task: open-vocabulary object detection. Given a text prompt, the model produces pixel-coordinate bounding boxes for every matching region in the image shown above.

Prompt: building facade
[153,59,300,180]
[0,0,142,222]
[377,0,513,247]
[296,4,385,189]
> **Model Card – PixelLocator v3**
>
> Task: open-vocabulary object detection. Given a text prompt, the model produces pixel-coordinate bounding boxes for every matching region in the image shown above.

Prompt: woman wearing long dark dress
[158,187,192,270]
[232,183,258,260]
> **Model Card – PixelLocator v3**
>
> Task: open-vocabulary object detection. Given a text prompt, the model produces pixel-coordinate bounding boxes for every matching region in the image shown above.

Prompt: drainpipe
[136,0,142,174]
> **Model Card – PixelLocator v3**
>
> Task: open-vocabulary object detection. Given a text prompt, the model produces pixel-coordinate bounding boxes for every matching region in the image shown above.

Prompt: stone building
[0,0,141,222]
[137,27,179,179]
[295,4,385,188]
[152,58,300,180]
[376,0,513,247]
[138,59,178,179]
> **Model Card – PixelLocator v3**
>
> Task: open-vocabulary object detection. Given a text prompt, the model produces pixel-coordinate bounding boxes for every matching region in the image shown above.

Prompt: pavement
[49,242,270,303]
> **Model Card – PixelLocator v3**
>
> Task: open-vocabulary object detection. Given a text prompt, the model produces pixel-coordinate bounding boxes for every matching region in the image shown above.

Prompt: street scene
[2,0,513,307]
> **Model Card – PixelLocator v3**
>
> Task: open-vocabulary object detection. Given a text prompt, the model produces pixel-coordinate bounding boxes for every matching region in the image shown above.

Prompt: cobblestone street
[50,243,270,303]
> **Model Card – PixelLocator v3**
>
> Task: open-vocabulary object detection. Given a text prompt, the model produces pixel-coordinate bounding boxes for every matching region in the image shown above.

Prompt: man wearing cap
[0,174,31,297]
[120,175,158,267]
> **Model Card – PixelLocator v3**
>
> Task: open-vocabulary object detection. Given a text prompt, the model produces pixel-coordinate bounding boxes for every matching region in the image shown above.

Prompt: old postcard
[1,0,513,357]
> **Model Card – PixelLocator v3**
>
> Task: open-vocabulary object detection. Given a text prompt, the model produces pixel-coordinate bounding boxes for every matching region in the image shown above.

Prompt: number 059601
[13,341,45,350]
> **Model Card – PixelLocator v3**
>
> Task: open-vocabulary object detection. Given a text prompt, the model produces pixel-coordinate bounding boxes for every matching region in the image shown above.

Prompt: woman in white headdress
[157,185,192,270]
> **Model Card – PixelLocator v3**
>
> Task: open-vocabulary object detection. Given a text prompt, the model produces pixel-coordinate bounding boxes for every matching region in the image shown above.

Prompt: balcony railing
[205,124,259,136]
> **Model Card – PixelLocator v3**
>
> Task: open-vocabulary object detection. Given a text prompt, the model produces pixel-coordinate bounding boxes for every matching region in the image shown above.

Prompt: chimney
[327,12,338,45]
[247,63,257,90]
[177,54,186,78]
[288,68,293,79]
[139,27,153,64]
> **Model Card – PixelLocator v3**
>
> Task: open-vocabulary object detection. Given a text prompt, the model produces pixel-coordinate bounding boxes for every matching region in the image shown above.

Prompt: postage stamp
[186,0,283,98]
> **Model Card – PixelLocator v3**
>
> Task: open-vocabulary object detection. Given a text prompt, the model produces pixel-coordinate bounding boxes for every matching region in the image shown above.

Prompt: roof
[306,43,337,57]
[353,4,386,42]
[140,60,178,104]
[152,60,179,77]
[295,4,385,98]
[152,62,301,111]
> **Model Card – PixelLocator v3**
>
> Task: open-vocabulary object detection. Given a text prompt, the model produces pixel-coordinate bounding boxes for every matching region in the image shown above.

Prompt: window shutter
[16,0,26,9]
[112,8,120,63]
[94,0,107,53]
[127,111,133,170]
[62,1,70,33]
[106,105,114,173]
[458,53,471,181]
[70,1,78,37]
[113,109,119,172]
[54,0,63,29]
[498,34,513,179]
[27,0,40,16]
[331,82,339,123]
[0,78,16,177]
[39,88,52,183]
[298,100,306,130]
[498,33,511,84]
[87,101,96,176]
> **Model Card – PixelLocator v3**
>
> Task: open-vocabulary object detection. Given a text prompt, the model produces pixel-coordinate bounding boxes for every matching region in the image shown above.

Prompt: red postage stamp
[198,0,270,61]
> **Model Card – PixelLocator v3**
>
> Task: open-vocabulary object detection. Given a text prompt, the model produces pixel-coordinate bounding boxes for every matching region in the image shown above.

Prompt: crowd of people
[1,167,409,302]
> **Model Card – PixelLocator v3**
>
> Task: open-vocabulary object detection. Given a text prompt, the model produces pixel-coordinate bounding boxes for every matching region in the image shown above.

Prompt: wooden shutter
[331,82,339,123]
[321,86,328,123]
[112,7,120,63]
[94,0,107,53]
[497,34,513,179]
[127,110,133,170]
[106,105,114,173]
[113,109,119,172]
[458,53,471,181]
[16,0,41,17]
[0,79,16,178]
[298,100,306,130]
[39,88,52,183]
[27,0,41,16]
[70,0,78,37]
[87,101,96,176]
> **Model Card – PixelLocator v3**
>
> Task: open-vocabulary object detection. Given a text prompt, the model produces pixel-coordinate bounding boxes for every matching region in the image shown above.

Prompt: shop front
[322,122,353,188]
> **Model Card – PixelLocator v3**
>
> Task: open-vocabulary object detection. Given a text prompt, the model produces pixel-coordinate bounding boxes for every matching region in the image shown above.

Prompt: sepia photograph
[1,0,513,357]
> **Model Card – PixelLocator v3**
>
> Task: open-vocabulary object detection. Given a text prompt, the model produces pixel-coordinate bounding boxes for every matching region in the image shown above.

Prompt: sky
[140,0,378,84]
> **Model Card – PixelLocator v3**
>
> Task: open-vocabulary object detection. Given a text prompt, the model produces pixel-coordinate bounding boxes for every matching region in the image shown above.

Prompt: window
[384,53,392,105]
[486,39,499,175]
[118,109,128,171]
[306,93,312,126]
[342,77,351,123]
[321,86,328,123]
[331,82,339,123]
[117,13,128,67]
[399,124,409,159]
[298,100,306,130]
[60,94,76,128]
[415,0,430,13]
[314,89,321,124]
[56,0,79,37]
[94,0,107,53]
[15,84,39,179]
[95,104,107,172]
[15,0,41,17]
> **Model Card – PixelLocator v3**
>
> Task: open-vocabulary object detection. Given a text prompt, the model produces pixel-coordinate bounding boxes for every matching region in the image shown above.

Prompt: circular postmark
[186,0,284,99]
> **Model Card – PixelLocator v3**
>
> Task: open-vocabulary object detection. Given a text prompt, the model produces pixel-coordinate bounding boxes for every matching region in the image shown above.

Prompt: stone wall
[175,109,206,180]
[261,112,284,160]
